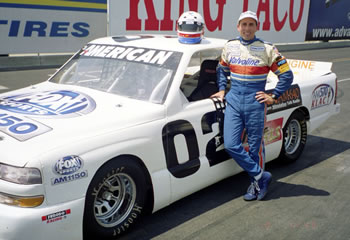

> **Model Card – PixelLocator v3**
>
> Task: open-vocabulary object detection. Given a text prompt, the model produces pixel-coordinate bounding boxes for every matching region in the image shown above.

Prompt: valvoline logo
[0,90,96,118]
[54,156,83,176]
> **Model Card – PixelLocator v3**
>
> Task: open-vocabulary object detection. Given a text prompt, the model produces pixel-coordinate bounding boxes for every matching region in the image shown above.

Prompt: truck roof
[88,34,227,52]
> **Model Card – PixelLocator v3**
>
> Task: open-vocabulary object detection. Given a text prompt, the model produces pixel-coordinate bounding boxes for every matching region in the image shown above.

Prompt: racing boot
[254,171,272,201]
[243,182,257,201]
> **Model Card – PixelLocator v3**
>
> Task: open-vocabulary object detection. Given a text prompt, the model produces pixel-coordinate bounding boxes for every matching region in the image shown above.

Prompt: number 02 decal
[162,112,230,179]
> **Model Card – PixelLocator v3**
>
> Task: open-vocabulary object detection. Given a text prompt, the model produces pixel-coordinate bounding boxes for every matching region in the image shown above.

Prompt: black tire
[83,158,148,239]
[277,111,307,164]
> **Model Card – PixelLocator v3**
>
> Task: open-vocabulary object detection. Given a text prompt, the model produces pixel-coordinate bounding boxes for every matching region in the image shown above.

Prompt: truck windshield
[49,44,182,104]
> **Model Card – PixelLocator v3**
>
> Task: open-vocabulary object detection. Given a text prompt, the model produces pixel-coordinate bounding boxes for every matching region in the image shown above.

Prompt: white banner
[109,0,310,43]
[0,4,107,54]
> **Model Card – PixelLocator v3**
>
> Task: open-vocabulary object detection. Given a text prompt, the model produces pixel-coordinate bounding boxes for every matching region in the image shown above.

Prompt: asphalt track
[0,47,350,240]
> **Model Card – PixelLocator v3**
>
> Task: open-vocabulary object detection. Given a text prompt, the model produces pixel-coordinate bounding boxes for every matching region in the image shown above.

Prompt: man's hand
[255,91,275,105]
[210,90,225,102]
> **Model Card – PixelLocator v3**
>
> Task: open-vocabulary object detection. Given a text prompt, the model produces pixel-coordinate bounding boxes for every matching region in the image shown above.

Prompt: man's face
[237,18,257,41]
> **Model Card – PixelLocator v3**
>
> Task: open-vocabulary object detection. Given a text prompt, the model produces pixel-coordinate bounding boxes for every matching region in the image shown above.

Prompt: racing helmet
[177,11,205,44]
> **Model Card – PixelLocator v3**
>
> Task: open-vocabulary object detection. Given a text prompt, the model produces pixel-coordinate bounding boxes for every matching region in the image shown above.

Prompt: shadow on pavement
[117,135,350,240]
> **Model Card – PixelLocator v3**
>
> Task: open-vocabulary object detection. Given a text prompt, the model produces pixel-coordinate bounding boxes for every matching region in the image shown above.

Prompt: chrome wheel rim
[285,119,302,155]
[93,172,136,227]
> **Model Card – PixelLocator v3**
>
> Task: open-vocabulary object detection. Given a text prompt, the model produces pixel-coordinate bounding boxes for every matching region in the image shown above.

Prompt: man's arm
[211,48,230,101]
[270,54,294,98]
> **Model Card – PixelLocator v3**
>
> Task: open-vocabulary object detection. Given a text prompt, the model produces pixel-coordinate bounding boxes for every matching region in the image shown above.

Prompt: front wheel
[277,111,307,164]
[83,158,148,239]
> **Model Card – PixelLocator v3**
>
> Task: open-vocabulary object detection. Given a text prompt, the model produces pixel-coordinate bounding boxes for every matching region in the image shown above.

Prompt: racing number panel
[162,120,201,178]
[162,99,230,179]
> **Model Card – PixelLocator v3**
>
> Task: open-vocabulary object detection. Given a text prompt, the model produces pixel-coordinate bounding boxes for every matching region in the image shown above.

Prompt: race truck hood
[0,82,165,167]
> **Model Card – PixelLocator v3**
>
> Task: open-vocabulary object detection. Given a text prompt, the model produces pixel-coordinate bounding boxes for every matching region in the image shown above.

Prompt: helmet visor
[178,22,204,32]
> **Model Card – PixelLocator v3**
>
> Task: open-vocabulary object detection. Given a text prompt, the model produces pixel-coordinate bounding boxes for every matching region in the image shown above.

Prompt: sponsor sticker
[267,84,302,114]
[0,110,52,141]
[250,46,265,52]
[228,51,240,57]
[42,209,71,224]
[51,156,88,185]
[229,56,260,66]
[0,90,96,118]
[80,44,174,66]
[311,84,334,110]
[264,118,283,145]
[276,57,291,73]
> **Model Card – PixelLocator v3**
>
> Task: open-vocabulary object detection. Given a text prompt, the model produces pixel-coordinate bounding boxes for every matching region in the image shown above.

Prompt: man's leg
[244,101,271,200]
[223,102,262,177]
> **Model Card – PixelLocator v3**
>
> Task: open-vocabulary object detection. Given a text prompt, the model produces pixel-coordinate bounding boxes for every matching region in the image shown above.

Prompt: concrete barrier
[0,40,349,72]
[0,54,72,71]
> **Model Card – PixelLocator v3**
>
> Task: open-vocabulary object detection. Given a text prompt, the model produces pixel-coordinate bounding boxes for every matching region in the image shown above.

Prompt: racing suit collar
[239,36,257,45]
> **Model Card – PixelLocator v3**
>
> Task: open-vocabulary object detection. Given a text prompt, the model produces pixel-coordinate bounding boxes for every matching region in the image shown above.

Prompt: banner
[306,0,350,41]
[108,0,310,44]
[0,0,107,54]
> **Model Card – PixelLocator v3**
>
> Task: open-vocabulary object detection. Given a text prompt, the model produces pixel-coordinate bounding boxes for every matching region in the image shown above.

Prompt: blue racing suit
[217,36,293,179]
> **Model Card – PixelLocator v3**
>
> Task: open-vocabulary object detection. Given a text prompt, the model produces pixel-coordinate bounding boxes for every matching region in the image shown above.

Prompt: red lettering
[257,0,271,30]
[203,0,226,31]
[126,0,142,30]
[289,0,304,31]
[179,0,199,17]
[144,0,159,30]
[273,0,287,31]
[126,0,159,31]
[243,0,249,12]
[160,0,173,30]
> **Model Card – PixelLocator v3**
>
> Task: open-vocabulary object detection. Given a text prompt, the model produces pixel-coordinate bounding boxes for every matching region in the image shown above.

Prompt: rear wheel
[277,111,307,164]
[83,158,148,239]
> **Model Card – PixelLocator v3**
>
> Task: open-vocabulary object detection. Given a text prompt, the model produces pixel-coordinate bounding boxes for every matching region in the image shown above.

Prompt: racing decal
[266,84,302,114]
[264,118,283,145]
[311,84,334,110]
[288,60,316,71]
[162,120,200,178]
[163,108,232,178]
[229,57,260,66]
[250,46,265,52]
[0,90,96,118]
[80,44,176,66]
[201,111,230,167]
[275,56,291,74]
[41,209,71,224]
[51,156,88,185]
[0,110,52,141]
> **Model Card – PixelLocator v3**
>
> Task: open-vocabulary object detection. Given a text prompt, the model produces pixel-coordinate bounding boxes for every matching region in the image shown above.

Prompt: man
[211,11,293,201]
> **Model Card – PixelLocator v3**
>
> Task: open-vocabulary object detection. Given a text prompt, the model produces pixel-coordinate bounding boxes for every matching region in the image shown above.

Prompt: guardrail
[1,40,350,72]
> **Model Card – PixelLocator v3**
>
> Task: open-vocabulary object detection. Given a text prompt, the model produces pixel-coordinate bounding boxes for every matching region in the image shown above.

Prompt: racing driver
[211,11,293,201]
